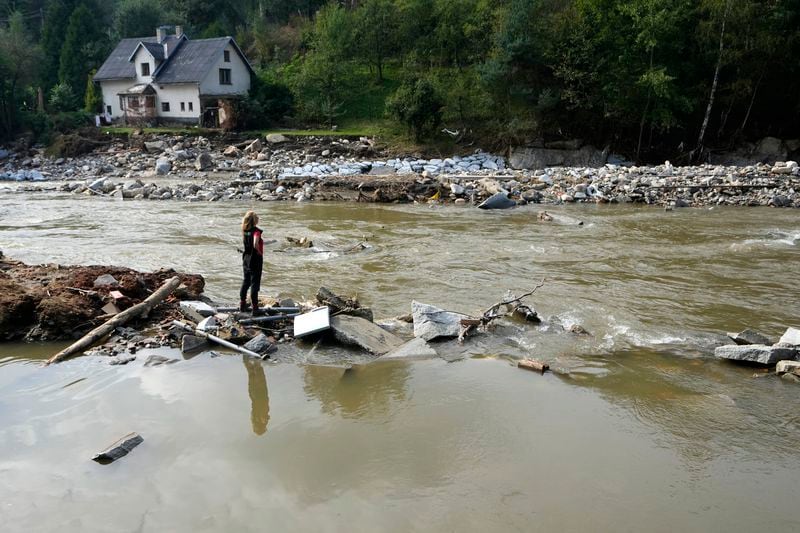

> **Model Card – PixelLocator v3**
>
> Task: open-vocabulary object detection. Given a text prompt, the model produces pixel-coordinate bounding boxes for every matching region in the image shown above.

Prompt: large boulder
[753,137,788,162]
[478,191,516,210]
[412,301,464,341]
[714,344,797,365]
[509,145,606,170]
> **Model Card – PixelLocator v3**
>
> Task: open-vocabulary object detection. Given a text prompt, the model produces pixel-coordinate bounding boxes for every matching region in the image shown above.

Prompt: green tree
[83,69,101,113]
[58,2,107,105]
[354,0,399,82]
[41,0,78,91]
[0,10,42,139]
[112,0,171,39]
[387,76,444,141]
[292,2,355,125]
[48,81,78,112]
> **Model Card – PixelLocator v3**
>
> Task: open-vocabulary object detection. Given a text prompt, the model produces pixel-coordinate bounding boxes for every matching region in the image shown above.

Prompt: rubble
[411,301,465,341]
[1,132,797,208]
[776,360,800,376]
[727,329,773,346]
[778,327,800,346]
[380,337,438,360]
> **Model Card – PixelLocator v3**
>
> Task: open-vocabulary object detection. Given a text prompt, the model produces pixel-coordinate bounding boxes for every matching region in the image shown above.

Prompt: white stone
[412,301,465,341]
[778,327,800,346]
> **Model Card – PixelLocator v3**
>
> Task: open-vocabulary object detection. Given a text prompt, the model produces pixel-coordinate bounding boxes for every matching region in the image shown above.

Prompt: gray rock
[179,300,216,322]
[776,360,800,375]
[181,334,209,355]
[93,274,118,287]
[109,354,136,365]
[330,315,404,355]
[714,344,797,365]
[144,141,166,153]
[778,327,800,346]
[144,354,179,367]
[381,337,438,360]
[243,333,275,355]
[477,191,516,210]
[727,329,772,346]
[155,158,171,175]
[509,145,607,170]
[91,432,143,464]
[266,133,288,144]
[195,151,212,170]
[412,301,465,341]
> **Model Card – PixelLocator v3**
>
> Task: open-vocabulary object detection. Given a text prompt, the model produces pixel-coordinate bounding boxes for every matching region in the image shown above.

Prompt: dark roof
[95,35,254,85]
[153,37,255,84]
[94,37,158,81]
[142,42,164,61]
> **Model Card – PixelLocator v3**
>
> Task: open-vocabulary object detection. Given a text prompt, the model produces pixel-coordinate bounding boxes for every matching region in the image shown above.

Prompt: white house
[93,26,254,127]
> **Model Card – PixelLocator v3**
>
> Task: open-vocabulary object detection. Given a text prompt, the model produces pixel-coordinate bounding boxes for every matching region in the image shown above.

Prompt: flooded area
[1,192,800,531]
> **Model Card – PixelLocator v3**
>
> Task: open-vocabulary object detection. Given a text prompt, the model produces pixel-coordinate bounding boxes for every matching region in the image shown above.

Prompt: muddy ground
[0,252,204,341]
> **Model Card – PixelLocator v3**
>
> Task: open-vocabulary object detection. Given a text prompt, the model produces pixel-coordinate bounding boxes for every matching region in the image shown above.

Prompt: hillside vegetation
[1,0,799,161]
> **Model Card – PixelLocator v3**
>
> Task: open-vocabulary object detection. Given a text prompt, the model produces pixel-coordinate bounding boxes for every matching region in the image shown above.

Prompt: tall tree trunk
[736,69,764,137]
[696,0,731,158]
[636,49,655,161]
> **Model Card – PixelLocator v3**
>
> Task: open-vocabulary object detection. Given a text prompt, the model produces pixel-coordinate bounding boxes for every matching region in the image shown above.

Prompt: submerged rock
[330,315,404,355]
[477,191,516,210]
[380,337,438,360]
[714,344,797,365]
[727,329,773,346]
[91,432,143,464]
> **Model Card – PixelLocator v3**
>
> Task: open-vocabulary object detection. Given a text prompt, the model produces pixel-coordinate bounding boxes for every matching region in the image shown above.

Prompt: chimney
[156,26,167,42]
[175,25,183,38]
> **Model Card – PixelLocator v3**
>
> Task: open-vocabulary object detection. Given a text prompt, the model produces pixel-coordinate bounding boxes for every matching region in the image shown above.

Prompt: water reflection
[243,356,269,435]
[302,362,410,419]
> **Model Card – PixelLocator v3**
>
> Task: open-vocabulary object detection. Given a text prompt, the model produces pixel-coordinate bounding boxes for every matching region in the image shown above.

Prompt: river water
[1,191,799,532]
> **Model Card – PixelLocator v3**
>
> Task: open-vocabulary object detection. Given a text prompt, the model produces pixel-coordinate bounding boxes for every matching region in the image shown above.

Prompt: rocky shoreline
[2,133,799,208]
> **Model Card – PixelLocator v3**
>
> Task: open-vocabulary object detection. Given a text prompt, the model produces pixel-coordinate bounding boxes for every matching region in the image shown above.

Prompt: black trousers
[240,255,263,302]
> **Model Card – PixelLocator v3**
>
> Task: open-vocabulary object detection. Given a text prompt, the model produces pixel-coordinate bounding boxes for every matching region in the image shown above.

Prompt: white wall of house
[199,42,251,96]
[132,47,159,85]
[152,83,201,121]
[100,80,133,118]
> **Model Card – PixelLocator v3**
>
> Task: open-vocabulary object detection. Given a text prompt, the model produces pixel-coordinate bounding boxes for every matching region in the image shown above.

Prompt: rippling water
[1,191,799,531]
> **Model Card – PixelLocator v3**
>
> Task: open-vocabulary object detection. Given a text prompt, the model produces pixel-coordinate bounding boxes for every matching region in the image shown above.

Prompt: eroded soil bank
[0,253,204,341]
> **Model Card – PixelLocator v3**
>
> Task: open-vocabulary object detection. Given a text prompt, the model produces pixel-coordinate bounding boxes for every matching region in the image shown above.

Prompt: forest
[0,0,799,161]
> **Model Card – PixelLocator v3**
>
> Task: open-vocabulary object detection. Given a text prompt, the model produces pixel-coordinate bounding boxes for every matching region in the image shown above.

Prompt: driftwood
[458,279,546,341]
[45,276,181,366]
[518,359,550,374]
[171,321,265,359]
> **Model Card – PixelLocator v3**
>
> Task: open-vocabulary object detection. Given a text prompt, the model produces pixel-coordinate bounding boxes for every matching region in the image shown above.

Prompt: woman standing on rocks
[240,210,264,315]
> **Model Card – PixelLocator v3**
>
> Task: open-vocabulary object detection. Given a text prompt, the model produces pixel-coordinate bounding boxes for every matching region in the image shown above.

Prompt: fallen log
[45,276,181,366]
[518,359,549,374]
[171,321,265,359]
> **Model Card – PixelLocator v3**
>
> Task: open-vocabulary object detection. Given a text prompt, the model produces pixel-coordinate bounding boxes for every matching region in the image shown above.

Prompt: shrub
[387,77,444,141]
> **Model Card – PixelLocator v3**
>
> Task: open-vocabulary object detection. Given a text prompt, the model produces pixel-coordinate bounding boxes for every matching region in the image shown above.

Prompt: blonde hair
[242,210,259,233]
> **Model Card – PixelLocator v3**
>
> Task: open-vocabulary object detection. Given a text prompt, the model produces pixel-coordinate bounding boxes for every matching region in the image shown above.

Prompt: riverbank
[2,133,798,208]
[0,254,204,342]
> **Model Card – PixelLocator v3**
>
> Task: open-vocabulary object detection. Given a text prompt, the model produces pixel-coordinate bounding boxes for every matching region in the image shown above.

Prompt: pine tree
[84,70,101,113]
[41,0,78,92]
[58,2,106,104]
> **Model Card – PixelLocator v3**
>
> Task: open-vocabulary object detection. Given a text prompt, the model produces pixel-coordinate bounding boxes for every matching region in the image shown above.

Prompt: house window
[162,102,170,112]
[181,102,185,112]
[224,50,230,62]
[141,62,150,76]
[188,102,193,111]
[219,68,232,85]
[106,105,112,115]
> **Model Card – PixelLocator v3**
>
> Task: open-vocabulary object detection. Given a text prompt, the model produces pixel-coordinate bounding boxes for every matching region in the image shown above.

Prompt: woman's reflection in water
[243,355,270,435]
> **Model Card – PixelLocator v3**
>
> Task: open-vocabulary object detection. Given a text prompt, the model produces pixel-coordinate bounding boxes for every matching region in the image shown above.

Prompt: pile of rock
[715,327,800,370]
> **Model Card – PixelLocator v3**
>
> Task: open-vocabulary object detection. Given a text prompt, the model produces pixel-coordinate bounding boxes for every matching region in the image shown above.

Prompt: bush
[20,111,54,143]
[50,111,94,133]
[234,72,295,130]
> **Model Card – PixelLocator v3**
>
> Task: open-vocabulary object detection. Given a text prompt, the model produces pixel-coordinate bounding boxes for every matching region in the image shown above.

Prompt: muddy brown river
[1,191,799,532]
